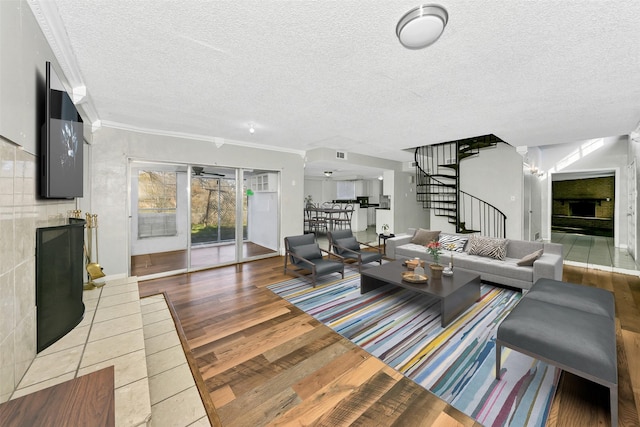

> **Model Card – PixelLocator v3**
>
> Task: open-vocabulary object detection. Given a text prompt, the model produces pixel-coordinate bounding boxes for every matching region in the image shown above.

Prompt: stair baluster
[414,135,507,238]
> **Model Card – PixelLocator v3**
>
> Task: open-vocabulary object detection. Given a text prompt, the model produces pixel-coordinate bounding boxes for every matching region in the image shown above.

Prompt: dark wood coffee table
[360,260,481,327]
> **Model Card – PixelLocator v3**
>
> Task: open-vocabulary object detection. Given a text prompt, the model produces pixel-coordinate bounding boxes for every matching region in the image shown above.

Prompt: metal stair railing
[458,190,506,238]
[414,136,507,238]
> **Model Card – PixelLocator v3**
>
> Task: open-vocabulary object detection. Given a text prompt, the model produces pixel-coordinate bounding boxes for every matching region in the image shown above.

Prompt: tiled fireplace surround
[1,138,208,425]
[0,137,76,403]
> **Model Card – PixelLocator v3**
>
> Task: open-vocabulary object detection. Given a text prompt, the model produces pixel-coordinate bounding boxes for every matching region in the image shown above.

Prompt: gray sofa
[386,228,563,290]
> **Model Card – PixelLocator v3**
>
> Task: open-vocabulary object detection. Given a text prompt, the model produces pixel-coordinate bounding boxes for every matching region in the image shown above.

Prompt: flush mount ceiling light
[248,123,255,134]
[324,171,333,177]
[396,4,448,49]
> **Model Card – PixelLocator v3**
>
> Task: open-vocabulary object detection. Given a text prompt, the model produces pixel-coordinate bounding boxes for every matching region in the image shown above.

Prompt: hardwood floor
[131,242,275,277]
[139,257,640,426]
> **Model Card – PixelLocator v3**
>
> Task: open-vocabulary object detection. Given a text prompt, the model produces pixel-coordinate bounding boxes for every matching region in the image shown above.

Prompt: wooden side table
[378,233,395,255]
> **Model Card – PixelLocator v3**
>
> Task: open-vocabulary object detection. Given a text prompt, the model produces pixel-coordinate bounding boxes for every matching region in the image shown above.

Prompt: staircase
[415,134,507,238]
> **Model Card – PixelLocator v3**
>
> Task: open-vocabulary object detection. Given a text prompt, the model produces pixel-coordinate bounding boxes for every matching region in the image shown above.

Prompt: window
[336,180,356,199]
[137,171,177,238]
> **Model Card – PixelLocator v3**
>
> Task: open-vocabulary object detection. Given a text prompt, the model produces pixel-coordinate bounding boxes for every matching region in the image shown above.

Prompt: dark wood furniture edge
[0,366,115,427]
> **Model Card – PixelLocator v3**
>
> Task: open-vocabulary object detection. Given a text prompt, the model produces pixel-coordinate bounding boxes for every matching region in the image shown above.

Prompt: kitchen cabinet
[376,209,393,234]
[250,173,278,192]
[351,206,368,232]
[367,207,377,226]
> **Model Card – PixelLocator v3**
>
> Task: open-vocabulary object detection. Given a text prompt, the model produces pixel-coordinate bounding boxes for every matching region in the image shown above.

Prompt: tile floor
[11,276,210,427]
[141,295,209,427]
[551,231,640,275]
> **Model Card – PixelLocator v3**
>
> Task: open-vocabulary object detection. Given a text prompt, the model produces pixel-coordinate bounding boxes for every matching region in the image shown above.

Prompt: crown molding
[100,120,306,156]
[28,0,100,130]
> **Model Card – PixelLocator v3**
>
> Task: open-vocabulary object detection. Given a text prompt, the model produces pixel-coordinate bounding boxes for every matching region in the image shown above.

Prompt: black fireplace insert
[35,217,86,352]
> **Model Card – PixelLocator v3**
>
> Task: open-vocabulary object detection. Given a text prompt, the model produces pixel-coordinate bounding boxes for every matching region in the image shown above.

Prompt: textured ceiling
[33,0,640,178]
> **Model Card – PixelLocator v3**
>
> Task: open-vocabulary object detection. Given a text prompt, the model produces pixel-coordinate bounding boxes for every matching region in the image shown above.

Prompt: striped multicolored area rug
[268,273,559,427]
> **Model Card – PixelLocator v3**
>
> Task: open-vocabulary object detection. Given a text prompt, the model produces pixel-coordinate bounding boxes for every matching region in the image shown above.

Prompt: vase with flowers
[426,240,444,279]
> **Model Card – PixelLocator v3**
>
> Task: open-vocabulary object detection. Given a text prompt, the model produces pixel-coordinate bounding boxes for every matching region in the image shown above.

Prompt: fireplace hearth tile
[81,329,145,368]
[144,330,181,356]
[37,325,90,357]
[99,290,141,308]
[78,349,147,389]
[17,345,83,388]
[142,305,173,325]
[88,313,143,342]
[141,299,169,316]
[149,385,206,426]
[148,362,193,405]
[142,318,178,340]
[93,300,141,324]
[114,376,152,426]
[82,295,99,312]
[146,344,187,378]
[10,372,76,400]
[11,275,207,426]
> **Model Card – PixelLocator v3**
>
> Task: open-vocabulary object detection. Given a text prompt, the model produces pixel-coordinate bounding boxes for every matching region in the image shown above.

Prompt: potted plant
[426,240,444,279]
[381,224,390,236]
[304,194,313,207]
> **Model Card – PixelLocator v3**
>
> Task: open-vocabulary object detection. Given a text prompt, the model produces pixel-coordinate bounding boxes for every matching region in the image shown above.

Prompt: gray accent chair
[327,229,383,272]
[284,234,344,287]
[496,278,617,427]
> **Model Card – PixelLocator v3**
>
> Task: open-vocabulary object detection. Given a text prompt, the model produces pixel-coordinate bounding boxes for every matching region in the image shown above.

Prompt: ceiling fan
[192,166,225,177]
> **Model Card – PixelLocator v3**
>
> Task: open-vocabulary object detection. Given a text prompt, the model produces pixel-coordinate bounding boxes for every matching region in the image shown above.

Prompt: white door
[628,160,637,260]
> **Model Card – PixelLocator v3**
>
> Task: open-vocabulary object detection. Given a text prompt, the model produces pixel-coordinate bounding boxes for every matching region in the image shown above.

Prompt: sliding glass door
[129,161,280,278]
[190,166,239,269]
[189,167,280,270]
[130,162,189,277]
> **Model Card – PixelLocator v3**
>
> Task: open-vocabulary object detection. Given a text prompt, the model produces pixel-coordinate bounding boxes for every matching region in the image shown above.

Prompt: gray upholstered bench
[496,278,617,426]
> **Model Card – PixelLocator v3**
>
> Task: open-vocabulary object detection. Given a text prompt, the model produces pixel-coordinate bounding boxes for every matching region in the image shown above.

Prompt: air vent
[336,151,347,160]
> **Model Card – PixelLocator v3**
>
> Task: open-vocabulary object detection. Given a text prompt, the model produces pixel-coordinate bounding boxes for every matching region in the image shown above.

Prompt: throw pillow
[438,234,468,253]
[290,243,322,261]
[517,249,544,266]
[411,228,441,246]
[467,235,508,260]
[335,237,360,254]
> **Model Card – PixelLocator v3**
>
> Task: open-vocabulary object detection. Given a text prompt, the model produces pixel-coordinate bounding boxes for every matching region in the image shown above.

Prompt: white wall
[89,127,305,275]
[523,172,544,240]
[629,126,640,258]
[303,177,337,204]
[392,171,430,234]
[518,145,544,241]
[540,136,629,244]
[1,1,43,154]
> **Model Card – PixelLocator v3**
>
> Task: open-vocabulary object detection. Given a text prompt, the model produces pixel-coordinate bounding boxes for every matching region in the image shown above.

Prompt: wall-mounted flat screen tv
[40,61,83,199]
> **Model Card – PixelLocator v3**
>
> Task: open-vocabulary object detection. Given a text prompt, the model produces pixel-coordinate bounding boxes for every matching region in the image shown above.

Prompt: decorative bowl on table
[404,259,425,270]
[401,271,428,284]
